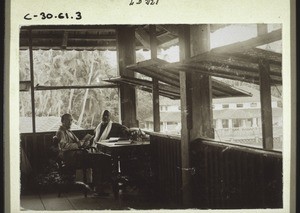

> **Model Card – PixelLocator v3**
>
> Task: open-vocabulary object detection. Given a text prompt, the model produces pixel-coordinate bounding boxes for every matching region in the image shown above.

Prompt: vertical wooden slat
[237,151,243,206]
[224,149,230,208]
[259,60,273,150]
[219,147,225,207]
[257,24,273,150]
[204,146,209,207]
[28,29,36,134]
[178,24,193,206]
[149,25,160,132]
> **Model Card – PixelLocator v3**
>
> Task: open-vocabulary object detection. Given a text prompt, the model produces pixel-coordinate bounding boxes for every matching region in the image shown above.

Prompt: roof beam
[20,34,116,41]
[229,48,282,66]
[21,25,117,30]
[104,77,180,99]
[135,27,151,50]
[160,25,179,35]
[34,84,118,90]
[212,29,281,54]
[174,29,282,65]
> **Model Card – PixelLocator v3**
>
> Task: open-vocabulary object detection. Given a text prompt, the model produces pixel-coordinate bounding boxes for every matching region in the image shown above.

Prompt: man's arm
[118,124,130,138]
[56,130,79,151]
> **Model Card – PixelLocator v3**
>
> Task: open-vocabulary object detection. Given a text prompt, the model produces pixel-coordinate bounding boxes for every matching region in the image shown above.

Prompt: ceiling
[19,24,282,98]
[19,24,228,51]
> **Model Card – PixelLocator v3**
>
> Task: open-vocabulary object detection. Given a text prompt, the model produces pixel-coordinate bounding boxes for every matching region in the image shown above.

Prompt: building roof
[145,108,282,122]
[212,86,281,104]
[19,116,83,133]
[213,108,282,119]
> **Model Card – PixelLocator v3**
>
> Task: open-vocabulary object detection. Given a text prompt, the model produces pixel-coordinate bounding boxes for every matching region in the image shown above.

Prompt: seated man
[56,113,93,183]
[90,110,130,196]
[92,110,129,145]
[56,113,81,151]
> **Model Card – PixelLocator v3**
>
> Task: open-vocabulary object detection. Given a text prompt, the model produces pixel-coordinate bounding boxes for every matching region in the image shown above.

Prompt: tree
[19,50,120,130]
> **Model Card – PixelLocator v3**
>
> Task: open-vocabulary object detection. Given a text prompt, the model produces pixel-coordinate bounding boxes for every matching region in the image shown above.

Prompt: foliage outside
[20,49,154,131]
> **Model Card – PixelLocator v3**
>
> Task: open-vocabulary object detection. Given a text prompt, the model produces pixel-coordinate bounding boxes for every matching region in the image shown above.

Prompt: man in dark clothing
[90,110,130,196]
[92,110,129,145]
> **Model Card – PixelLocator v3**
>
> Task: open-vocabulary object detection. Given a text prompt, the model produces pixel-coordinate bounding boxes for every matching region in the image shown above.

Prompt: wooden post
[257,24,273,150]
[189,25,213,139]
[259,60,273,150]
[179,24,213,206]
[149,25,160,132]
[179,25,192,206]
[116,26,138,127]
[28,29,36,134]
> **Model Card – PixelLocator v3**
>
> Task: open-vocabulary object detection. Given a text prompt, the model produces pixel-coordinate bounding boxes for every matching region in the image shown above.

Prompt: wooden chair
[52,135,96,197]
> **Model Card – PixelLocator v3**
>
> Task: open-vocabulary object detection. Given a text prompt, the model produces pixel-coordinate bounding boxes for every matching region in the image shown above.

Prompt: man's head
[61,113,73,129]
[101,110,111,124]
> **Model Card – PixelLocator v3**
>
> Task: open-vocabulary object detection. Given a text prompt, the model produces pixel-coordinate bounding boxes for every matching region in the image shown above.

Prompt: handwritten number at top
[75,12,82,20]
[129,0,159,5]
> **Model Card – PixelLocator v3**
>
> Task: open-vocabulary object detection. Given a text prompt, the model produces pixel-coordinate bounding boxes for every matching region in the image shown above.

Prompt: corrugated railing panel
[190,138,282,209]
[149,134,182,205]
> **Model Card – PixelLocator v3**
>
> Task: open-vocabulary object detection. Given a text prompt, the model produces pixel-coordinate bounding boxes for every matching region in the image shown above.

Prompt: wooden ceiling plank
[211,29,281,54]
[126,59,159,69]
[182,63,259,78]
[135,27,151,50]
[173,65,259,84]
[162,29,282,67]
[145,66,180,81]
[160,25,179,36]
[229,48,281,66]
[34,84,118,90]
[105,74,251,98]
[158,38,179,49]
[104,77,180,99]
[201,53,259,71]
[133,67,180,87]
[21,25,117,31]
[21,34,116,41]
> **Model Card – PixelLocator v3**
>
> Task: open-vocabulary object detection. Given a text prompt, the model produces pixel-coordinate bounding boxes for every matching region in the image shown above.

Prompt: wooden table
[96,140,151,198]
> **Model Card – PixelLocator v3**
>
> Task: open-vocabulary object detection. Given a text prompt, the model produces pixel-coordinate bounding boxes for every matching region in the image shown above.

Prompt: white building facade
[145,86,283,150]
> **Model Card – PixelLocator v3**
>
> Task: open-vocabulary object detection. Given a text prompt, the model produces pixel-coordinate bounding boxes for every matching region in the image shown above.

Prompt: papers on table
[114,141,132,145]
[108,137,120,142]
[96,137,119,143]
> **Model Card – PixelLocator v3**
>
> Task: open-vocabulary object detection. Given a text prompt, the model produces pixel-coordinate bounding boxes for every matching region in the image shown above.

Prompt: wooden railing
[149,133,282,209]
[20,130,94,173]
[21,131,283,209]
[149,132,182,205]
[190,138,282,209]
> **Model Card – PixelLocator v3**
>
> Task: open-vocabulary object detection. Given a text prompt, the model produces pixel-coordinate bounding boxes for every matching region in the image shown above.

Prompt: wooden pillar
[259,60,273,150]
[28,29,36,134]
[116,26,138,127]
[150,25,160,132]
[257,24,273,150]
[179,25,192,206]
[189,25,213,139]
[179,24,213,206]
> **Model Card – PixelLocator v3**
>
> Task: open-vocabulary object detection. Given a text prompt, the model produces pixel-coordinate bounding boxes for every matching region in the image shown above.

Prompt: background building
[145,86,282,150]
